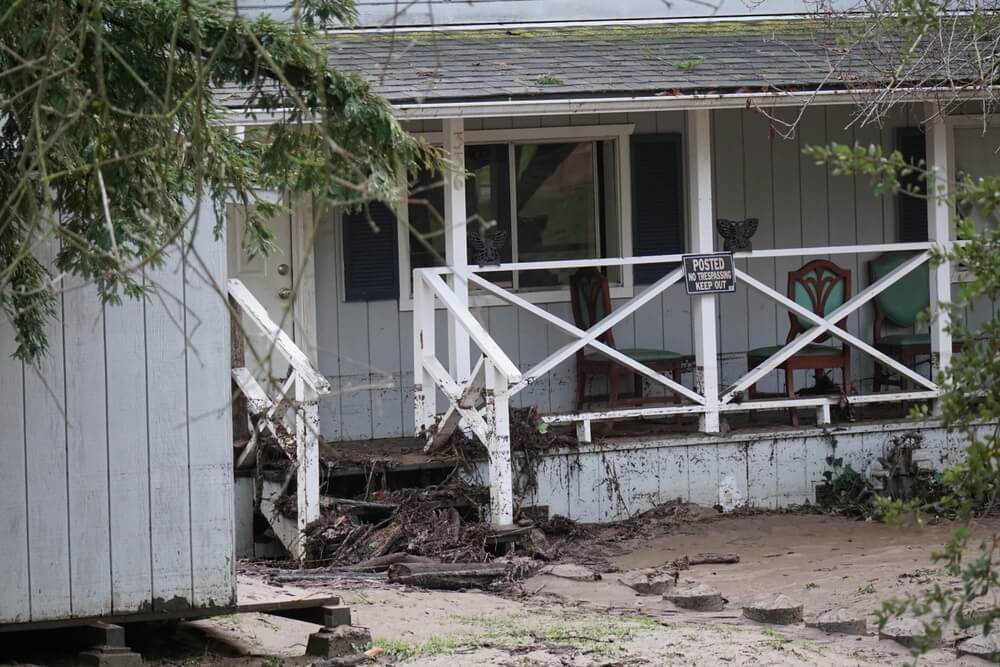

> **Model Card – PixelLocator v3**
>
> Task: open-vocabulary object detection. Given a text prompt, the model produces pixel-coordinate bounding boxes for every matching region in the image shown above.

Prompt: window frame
[396,123,635,310]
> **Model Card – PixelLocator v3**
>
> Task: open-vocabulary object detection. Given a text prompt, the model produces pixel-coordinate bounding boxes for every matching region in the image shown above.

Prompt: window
[896,128,928,243]
[404,138,619,293]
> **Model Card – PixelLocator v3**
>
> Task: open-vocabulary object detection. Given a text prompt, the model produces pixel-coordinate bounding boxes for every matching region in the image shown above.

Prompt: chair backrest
[787,259,852,341]
[570,268,615,349]
[869,252,929,328]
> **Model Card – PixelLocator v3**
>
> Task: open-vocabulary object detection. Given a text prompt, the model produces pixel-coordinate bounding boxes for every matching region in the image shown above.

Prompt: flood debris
[387,561,511,590]
[742,594,804,625]
[665,584,727,611]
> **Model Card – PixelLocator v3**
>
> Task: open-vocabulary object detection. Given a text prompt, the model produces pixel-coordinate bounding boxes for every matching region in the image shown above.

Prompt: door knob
[276,263,290,276]
[278,288,292,300]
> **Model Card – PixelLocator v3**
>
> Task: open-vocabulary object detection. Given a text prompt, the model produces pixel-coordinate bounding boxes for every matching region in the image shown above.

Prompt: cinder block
[77,646,143,667]
[321,605,352,628]
[306,625,372,658]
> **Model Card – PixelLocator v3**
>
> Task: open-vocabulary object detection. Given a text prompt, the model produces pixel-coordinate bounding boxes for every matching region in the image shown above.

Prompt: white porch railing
[413,241,953,520]
[228,278,330,560]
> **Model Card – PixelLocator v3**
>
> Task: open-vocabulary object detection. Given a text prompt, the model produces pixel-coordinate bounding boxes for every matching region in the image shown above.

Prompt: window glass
[408,167,446,269]
[515,142,598,287]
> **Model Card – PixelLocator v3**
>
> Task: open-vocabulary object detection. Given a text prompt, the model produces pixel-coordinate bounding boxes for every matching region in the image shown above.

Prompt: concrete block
[618,568,677,595]
[664,583,726,611]
[742,594,804,625]
[77,646,143,667]
[322,605,352,628]
[878,617,940,649]
[306,625,372,659]
[806,608,867,635]
[956,631,1000,660]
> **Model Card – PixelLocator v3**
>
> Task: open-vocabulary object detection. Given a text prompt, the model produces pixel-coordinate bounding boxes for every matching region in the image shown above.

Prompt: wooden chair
[570,268,686,411]
[869,252,931,391]
[747,259,852,425]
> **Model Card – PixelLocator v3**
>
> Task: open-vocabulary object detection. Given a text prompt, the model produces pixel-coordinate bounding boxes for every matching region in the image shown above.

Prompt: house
[2,0,995,631]
[226,1,991,532]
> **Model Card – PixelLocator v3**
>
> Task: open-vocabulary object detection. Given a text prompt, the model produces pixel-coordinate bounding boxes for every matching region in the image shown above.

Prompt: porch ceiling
[308,18,972,106]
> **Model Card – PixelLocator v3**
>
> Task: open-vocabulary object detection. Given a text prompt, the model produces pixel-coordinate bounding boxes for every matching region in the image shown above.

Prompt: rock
[664,583,726,611]
[742,594,804,625]
[878,617,940,649]
[806,608,867,635]
[541,563,601,581]
[618,568,677,595]
[956,631,1000,660]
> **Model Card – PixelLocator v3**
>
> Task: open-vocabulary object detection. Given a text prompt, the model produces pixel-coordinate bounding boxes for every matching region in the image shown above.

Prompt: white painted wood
[63,273,112,617]
[467,272,702,403]
[295,375,321,560]
[0,311,29,623]
[232,367,274,415]
[105,293,153,614]
[726,255,938,399]
[291,195,320,364]
[484,360,514,526]
[816,403,832,425]
[227,279,330,394]
[688,109,721,432]
[443,118,472,385]
[420,271,521,380]
[428,356,486,449]
[926,104,954,379]
[413,273,437,436]
[186,209,236,607]
[23,235,71,620]
[145,240,194,611]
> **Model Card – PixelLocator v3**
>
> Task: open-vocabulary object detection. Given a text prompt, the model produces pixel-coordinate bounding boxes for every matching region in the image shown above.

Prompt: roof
[319,20,904,105]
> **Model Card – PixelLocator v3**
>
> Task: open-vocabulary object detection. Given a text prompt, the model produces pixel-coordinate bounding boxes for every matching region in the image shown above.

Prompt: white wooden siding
[315,105,970,442]
[0,211,235,624]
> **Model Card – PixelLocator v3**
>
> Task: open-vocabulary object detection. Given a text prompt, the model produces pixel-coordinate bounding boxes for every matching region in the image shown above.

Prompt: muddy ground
[128,513,1000,665]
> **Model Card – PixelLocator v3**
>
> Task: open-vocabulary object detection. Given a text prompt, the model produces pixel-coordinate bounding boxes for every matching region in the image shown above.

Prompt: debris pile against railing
[228,278,330,561]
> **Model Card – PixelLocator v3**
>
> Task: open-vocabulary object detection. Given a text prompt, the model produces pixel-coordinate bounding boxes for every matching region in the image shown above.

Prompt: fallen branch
[387,562,510,590]
[687,552,740,565]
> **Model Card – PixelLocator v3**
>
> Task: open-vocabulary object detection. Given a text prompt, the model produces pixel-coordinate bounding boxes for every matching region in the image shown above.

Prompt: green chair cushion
[877,332,930,347]
[870,252,929,328]
[748,343,844,361]
[584,348,684,363]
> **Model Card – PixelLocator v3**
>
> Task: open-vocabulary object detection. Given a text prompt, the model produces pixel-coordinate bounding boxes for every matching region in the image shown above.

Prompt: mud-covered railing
[228,278,330,560]
[414,241,955,459]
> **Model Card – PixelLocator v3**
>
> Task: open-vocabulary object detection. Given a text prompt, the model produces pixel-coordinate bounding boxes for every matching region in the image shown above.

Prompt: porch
[409,104,967,527]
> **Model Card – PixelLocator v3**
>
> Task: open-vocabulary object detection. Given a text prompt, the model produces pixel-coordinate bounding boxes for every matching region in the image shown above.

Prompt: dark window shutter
[342,202,399,302]
[896,128,928,242]
[631,134,684,284]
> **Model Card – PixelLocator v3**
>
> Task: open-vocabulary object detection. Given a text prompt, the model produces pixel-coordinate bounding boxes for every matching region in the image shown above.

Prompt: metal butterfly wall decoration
[470,229,507,266]
[716,217,759,252]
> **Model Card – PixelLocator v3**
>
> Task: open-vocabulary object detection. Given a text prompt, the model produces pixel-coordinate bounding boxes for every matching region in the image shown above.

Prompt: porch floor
[320,401,917,470]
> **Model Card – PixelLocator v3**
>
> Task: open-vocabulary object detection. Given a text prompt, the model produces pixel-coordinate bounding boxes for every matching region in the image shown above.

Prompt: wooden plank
[105,293,153,614]
[227,279,329,394]
[825,106,862,391]
[743,108,779,393]
[63,274,112,617]
[312,208,342,441]
[186,209,237,607]
[145,240,194,612]
[23,235,71,620]
[712,109,749,388]
[0,311,29,623]
[368,300,403,438]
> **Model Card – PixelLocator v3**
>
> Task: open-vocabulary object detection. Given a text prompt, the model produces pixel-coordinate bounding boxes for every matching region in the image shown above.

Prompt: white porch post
[686,110,720,433]
[294,373,320,560]
[412,272,437,437]
[443,118,471,384]
[484,359,514,527]
[925,104,953,387]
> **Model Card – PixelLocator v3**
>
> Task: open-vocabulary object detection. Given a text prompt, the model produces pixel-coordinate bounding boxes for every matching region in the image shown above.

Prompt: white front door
[226,202,295,385]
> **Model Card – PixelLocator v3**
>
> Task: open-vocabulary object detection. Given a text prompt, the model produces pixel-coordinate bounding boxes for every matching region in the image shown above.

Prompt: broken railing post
[412,271,437,439]
[687,109,720,433]
[483,359,514,527]
[925,102,952,413]
[295,372,320,561]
